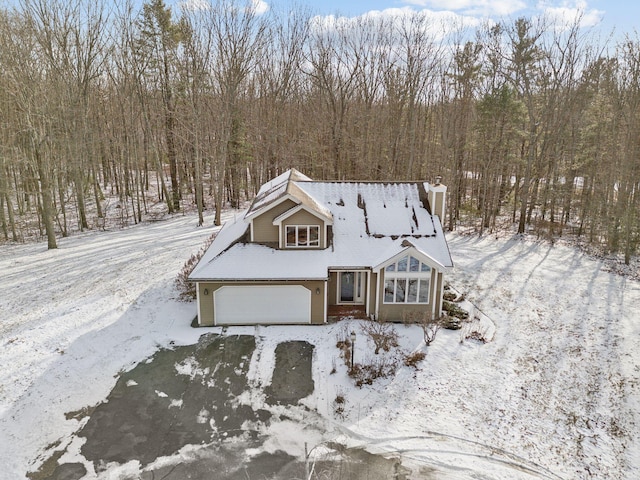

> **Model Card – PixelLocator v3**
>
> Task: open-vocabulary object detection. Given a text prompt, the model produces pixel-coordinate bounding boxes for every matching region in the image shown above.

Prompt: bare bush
[361,318,399,354]
[175,232,217,301]
[333,388,346,418]
[420,314,441,346]
[404,351,426,369]
[460,315,493,344]
[335,326,353,367]
[349,355,398,388]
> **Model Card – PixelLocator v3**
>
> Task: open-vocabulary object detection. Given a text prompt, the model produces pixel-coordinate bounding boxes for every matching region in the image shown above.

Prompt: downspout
[365,270,371,318]
[375,268,381,321]
[324,278,328,323]
[438,271,445,317]
[431,270,437,320]
[196,282,202,326]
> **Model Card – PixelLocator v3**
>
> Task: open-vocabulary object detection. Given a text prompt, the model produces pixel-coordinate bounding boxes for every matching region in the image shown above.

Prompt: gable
[374,244,445,272]
[272,203,333,227]
[251,198,297,243]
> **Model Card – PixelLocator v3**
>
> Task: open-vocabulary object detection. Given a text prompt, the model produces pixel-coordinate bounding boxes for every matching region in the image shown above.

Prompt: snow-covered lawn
[0,213,638,479]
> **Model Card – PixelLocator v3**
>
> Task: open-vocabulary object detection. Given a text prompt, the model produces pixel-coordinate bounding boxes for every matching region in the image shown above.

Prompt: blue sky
[273,0,639,38]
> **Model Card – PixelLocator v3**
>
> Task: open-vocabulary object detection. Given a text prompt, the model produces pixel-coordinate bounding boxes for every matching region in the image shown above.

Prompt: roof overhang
[244,193,299,221]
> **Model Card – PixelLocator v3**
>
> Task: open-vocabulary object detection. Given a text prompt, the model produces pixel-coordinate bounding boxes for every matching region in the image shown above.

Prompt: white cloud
[538,0,603,29]
[251,0,269,15]
[403,0,527,17]
[310,6,483,41]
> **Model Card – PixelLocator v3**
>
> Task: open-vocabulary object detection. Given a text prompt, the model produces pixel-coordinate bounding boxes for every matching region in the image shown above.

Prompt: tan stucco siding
[282,210,326,248]
[197,280,326,326]
[251,199,297,243]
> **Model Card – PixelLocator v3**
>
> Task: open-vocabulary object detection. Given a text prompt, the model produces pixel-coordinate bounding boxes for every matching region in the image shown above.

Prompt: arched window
[383,255,431,304]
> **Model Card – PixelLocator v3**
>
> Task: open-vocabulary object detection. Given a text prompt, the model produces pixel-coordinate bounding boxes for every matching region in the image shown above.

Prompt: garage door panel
[214,285,311,325]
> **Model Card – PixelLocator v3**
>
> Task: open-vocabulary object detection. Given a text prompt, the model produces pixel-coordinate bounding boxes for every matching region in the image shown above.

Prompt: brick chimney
[427,175,446,220]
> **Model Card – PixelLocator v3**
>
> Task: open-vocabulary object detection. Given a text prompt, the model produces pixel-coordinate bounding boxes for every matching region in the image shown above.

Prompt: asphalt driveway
[31,333,410,480]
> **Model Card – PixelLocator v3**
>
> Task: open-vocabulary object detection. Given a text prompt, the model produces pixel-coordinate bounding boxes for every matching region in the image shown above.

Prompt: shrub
[333,389,347,418]
[175,232,217,301]
[443,291,458,302]
[420,314,441,346]
[404,351,426,369]
[440,314,462,330]
[443,300,469,320]
[361,318,399,354]
[460,320,492,344]
[335,326,354,367]
[349,355,399,388]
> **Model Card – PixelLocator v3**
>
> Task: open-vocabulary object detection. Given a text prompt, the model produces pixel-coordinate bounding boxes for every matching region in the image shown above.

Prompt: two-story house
[189,169,452,326]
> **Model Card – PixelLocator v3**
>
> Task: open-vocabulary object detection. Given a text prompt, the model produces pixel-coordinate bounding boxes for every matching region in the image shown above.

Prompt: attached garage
[213,285,311,325]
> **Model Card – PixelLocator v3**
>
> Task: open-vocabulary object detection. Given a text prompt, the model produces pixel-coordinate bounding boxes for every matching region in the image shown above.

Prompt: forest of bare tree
[0,0,638,263]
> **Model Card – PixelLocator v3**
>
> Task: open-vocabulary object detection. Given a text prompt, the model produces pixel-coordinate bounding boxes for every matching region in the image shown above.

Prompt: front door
[339,271,365,304]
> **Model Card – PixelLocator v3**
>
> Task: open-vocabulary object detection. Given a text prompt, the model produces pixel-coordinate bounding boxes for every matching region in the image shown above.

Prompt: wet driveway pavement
[33,333,411,480]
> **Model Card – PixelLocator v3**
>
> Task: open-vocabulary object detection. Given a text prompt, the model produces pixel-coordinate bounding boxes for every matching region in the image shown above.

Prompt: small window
[407,279,418,302]
[418,280,430,303]
[410,256,420,272]
[384,279,394,302]
[395,279,406,303]
[309,226,319,246]
[298,227,308,246]
[285,225,321,248]
[397,256,408,272]
[286,226,296,246]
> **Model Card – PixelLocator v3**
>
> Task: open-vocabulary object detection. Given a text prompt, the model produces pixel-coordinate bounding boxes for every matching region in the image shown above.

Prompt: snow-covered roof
[190,172,453,281]
[245,168,318,219]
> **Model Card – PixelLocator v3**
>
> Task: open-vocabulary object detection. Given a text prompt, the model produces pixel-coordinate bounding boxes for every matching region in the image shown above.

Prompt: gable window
[285,225,320,247]
[383,255,431,304]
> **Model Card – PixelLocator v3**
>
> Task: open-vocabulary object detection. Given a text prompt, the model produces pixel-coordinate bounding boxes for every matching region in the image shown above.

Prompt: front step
[327,305,368,321]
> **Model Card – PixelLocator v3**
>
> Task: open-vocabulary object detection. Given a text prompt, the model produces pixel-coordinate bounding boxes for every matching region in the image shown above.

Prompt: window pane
[397,256,408,272]
[418,279,429,303]
[407,279,418,302]
[384,279,395,302]
[409,256,420,272]
[309,226,319,246]
[395,278,406,303]
[385,263,395,272]
[298,227,308,246]
[286,226,296,246]
[421,262,430,272]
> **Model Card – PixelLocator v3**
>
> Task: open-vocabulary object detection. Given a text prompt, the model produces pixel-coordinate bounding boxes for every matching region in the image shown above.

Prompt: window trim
[285,225,320,248]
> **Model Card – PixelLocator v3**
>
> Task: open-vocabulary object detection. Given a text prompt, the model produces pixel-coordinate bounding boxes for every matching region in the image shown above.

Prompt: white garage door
[214,285,311,325]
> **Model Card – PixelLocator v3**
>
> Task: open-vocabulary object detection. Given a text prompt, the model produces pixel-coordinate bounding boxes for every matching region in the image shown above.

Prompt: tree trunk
[34,146,57,249]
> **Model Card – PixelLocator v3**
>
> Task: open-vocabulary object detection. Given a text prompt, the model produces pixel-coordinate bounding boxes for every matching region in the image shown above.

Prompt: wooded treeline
[0,0,638,262]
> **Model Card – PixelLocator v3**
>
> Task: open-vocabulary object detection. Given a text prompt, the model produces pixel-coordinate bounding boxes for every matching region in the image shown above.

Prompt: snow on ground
[0,213,638,479]
[0,212,228,478]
